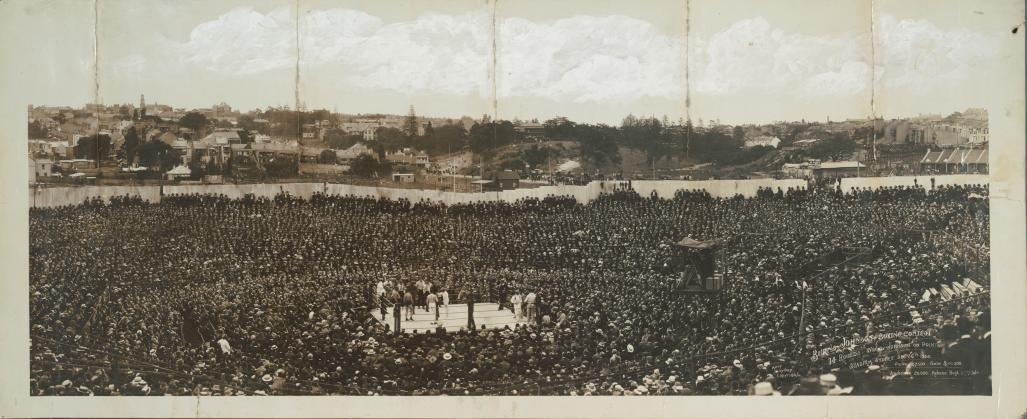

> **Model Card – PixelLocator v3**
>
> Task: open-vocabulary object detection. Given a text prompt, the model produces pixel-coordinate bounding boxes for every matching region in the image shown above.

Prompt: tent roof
[943,149,964,164]
[921,150,945,163]
[166,165,191,175]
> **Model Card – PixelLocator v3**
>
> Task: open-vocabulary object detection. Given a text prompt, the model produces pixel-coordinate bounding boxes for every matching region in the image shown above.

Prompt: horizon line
[28,101,986,127]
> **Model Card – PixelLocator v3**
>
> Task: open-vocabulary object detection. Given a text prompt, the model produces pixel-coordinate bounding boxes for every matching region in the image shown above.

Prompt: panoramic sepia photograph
[20,0,1011,399]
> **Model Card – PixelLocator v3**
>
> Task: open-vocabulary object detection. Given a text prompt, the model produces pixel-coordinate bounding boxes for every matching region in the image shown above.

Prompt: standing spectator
[511,292,523,321]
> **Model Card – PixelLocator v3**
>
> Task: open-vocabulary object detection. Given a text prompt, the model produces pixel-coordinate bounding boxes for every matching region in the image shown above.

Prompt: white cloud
[694,15,1000,98]
[875,15,1000,88]
[166,8,1000,105]
[498,15,684,103]
[694,18,870,97]
[302,10,491,97]
[172,7,490,96]
[177,7,295,75]
[174,8,683,102]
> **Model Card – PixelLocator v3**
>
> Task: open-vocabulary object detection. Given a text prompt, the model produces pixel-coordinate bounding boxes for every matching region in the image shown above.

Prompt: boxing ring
[368,302,528,334]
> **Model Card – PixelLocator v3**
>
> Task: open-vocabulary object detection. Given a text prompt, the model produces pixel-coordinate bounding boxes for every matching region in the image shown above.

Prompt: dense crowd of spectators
[29,182,990,396]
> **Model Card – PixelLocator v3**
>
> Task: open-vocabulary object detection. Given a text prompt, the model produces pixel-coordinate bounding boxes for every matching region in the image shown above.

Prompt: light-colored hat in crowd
[754,381,779,396]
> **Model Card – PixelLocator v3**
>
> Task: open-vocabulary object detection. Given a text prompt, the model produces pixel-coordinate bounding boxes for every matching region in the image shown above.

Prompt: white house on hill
[744,136,781,149]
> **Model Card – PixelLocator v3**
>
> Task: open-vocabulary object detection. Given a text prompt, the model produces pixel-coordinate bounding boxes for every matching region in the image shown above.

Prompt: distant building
[362,126,378,141]
[201,130,241,145]
[415,153,430,167]
[28,140,60,157]
[472,171,521,192]
[822,121,860,137]
[514,122,546,139]
[301,123,319,139]
[781,162,813,178]
[881,120,912,143]
[908,108,988,146]
[165,165,192,180]
[813,161,866,178]
[488,170,520,191]
[744,136,781,149]
[29,159,53,183]
[52,143,72,159]
[335,142,376,165]
[792,138,821,148]
[156,131,179,146]
[58,159,95,171]
[910,123,988,146]
[921,147,988,174]
[145,103,173,116]
[300,146,330,163]
[340,122,385,141]
[391,173,415,183]
[212,102,233,117]
[32,116,59,131]
[386,148,430,168]
[247,141,299,156]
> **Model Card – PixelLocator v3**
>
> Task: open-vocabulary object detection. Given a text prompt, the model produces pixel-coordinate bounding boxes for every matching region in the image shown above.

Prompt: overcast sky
[3,0,1021,124]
